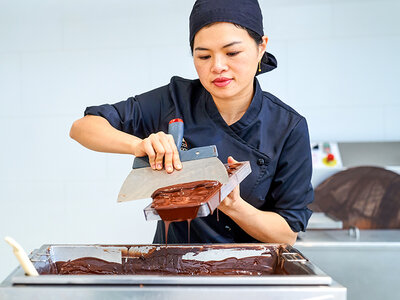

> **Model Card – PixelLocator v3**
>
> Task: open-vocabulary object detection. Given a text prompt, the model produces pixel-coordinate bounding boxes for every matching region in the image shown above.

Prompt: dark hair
[190,23,263,54]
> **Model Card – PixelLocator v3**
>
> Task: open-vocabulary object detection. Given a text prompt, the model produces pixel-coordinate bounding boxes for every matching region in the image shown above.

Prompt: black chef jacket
[84,76,314,243]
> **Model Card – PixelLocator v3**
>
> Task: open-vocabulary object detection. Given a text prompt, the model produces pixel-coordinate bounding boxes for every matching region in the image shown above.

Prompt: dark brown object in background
[311,166,400,229]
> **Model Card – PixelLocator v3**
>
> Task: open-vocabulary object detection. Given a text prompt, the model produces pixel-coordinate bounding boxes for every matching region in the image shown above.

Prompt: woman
[70,0,313,245]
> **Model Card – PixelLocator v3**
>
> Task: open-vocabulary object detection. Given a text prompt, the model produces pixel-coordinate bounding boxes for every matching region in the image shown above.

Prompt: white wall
[260,0,400,141]
[0,0,399,281]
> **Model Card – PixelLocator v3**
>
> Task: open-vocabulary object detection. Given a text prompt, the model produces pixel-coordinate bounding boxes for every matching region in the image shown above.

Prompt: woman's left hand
[218,156,242,212]
[217,156,298,245]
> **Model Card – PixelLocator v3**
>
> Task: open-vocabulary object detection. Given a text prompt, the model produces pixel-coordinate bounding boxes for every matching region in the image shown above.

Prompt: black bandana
[189,0,277,75]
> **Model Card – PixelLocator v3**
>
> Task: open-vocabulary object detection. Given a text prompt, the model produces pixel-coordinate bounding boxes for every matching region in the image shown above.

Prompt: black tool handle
[132,119,184,169]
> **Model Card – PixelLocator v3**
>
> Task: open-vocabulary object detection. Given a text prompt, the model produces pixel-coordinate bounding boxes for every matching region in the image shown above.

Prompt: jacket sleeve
[266,117,314,232]
[84,97,148,138]
[83,84,175,139]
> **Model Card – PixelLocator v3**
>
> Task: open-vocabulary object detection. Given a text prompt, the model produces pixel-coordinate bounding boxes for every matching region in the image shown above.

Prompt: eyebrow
[194,41,242,51]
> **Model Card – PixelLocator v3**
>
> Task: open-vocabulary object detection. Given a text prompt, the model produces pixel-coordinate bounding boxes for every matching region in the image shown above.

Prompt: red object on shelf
[326,153,335,162]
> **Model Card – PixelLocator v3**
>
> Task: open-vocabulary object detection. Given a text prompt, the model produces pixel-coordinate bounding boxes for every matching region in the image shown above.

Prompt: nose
[211,55,228,74]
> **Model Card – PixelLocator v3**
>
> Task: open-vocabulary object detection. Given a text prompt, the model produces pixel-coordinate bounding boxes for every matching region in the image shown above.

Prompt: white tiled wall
[1,0,399,280]
[259,0,400,140]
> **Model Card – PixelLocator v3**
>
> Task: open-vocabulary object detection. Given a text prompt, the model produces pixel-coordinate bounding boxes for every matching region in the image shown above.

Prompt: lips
[212,77,232,87]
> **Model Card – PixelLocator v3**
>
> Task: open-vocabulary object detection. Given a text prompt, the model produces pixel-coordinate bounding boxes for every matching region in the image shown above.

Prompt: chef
[70,0,313,245]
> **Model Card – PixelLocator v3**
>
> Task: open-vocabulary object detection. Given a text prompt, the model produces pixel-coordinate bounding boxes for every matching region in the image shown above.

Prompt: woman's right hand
[70,116,181,174]
[133,132,182,174]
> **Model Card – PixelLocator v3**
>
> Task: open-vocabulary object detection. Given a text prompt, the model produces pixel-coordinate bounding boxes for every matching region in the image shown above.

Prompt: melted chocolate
[151,163,243,243]
[151,180,222,243]
[151,180,222,221]
[39,245,282,276]
[56,257,124,275]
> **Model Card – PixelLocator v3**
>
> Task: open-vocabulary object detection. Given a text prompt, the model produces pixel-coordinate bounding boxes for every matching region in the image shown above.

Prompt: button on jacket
[85,76,314,243]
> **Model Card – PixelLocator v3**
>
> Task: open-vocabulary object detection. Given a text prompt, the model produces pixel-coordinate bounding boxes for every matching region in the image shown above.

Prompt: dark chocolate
[151,163,244,243]
[56,257,124,275]
[39,245,282,276]
[151,180,222,221]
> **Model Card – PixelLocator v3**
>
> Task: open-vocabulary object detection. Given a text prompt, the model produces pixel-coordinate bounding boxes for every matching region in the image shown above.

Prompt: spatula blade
[117,157,229,203]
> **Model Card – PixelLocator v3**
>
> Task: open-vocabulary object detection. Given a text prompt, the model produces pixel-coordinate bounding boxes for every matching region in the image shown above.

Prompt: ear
[258,36,268,60]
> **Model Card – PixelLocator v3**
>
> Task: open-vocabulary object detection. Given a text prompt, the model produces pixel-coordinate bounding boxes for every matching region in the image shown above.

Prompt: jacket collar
[204,77,263,131]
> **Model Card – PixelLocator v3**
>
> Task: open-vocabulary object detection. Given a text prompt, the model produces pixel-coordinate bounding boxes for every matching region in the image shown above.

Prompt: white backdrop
[1,0,399,280]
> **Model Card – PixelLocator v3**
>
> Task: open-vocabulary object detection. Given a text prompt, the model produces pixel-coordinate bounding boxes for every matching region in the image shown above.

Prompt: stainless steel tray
[11,243,332,286]
[143,161,252,221]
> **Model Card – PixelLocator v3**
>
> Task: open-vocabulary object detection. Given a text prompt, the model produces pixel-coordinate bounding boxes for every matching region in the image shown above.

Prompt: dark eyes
[227,51,240,57]
[198,51,241,60]
[198,55,211,60]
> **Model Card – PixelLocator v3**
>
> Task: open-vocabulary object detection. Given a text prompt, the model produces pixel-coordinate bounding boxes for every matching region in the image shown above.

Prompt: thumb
[227,156,238,164]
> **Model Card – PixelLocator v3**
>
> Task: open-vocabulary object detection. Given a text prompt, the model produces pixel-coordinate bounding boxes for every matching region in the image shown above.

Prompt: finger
[167,134,182,170]
[227,156,238,164]
[143,139,156,169]
[160,135,174,173]
[151,136,166,170]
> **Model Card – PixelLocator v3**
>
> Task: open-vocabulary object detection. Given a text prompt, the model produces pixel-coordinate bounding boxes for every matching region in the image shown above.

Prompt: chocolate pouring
[149,162,250,243]
[151,180,222,222]
[144,161,251,221]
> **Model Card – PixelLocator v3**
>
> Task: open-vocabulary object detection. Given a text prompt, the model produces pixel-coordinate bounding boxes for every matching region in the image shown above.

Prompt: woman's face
[193,22,267,102]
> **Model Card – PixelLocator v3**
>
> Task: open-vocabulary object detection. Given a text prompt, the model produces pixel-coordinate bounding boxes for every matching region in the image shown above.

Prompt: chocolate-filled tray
[12,243,332,286]
[143,161,251,221]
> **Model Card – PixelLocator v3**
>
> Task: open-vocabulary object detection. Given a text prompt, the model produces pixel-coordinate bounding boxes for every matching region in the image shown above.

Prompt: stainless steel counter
[295,229,400,300]
[306,212,343,229]
[0,273,346,300]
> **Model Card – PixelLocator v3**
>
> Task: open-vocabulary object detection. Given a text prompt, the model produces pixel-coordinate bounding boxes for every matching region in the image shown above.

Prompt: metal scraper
[118,119,229,202]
